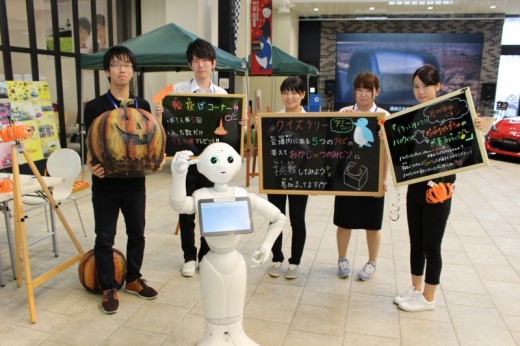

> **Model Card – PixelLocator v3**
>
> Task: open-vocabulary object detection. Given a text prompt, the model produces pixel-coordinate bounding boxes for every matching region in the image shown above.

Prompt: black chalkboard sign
[162,93,246,157]
[381,87,488,187]
[258,112,385,196]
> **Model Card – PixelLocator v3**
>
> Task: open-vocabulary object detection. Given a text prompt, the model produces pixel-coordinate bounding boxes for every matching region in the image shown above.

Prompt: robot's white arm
[169,150,197,214]
[249,193,286,265]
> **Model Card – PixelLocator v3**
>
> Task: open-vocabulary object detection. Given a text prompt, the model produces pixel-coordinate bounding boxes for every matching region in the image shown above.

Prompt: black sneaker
[125,278,158,299]
[101,288,119,314]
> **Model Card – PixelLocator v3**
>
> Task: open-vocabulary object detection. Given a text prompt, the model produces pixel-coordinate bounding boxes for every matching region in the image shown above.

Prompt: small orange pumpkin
[426,181,454,204]
[87,100,166,177]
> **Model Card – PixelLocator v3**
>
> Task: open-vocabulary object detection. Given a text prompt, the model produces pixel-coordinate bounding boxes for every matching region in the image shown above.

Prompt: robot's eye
[210,156,218,164]
[227,156,234,163]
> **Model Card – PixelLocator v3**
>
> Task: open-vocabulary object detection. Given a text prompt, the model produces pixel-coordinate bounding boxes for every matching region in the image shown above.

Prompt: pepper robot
[169,142,286,345]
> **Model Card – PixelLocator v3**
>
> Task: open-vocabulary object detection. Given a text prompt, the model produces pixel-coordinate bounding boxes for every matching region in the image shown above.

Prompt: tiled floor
[1,155,519,345]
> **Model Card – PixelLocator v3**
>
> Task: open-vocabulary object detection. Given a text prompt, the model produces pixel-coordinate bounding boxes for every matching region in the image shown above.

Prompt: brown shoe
[101,288,119,314]
[125,278,158,300]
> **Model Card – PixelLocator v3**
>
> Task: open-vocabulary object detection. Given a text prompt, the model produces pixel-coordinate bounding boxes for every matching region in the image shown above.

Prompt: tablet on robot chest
[197,197,254,237]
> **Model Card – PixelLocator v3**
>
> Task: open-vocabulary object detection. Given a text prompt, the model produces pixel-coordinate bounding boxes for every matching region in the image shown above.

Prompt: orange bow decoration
[425,181,454,204]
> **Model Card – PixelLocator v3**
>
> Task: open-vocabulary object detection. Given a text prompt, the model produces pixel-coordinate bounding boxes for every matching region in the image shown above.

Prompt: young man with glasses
[84,46,162,314]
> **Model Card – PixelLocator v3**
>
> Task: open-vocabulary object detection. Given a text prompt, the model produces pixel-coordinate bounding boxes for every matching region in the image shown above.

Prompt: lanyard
[106,92,138,109]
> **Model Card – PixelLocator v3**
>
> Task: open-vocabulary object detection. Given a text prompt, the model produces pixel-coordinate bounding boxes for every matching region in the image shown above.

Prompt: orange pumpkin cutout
[87,100,166,177]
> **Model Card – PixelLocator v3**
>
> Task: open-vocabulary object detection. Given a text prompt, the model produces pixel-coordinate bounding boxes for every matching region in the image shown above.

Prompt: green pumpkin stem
[121,98,135,109]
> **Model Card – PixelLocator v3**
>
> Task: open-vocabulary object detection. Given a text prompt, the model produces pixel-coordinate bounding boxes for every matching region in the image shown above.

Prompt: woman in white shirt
[335,71,389,281]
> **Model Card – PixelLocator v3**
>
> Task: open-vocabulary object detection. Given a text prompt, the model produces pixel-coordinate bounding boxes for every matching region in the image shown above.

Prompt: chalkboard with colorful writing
[162,93,246,157]
[258,112,385,196]
[381,87,488,187]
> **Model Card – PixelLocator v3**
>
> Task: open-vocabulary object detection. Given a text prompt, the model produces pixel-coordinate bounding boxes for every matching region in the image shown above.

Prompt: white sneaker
[268,262,282,277]
[398,291,435,312]
[285,264,299,279]
[181,260,197,277]
[393,286,419,305]
[338,257,351,278]
[357,261,376,281]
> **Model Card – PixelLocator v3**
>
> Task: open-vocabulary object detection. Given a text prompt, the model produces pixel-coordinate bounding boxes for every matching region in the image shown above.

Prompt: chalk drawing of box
[344,161,368,190]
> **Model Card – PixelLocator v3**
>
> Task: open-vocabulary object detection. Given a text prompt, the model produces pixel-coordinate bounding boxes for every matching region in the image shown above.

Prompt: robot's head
[197,142,241,184]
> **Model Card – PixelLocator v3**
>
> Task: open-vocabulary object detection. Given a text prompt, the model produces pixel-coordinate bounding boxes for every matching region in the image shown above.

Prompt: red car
[485,116,520,158]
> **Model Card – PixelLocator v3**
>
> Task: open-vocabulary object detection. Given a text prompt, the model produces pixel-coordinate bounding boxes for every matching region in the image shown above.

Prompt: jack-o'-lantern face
[87,105,166,177]
[116,111,156,145]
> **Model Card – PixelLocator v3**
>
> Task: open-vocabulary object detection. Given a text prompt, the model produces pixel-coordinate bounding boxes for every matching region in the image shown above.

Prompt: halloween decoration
[0,123,34,142]
[86,99,166,177]
[0,178,13,192]
[78,248,126,294]
[425,180,454,204]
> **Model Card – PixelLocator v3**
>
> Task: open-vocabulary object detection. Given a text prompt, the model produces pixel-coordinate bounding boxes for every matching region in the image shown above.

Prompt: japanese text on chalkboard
[382,87,488,187]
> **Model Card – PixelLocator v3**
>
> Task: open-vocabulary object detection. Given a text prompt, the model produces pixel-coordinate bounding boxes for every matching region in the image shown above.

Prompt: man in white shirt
[174,38,226,277]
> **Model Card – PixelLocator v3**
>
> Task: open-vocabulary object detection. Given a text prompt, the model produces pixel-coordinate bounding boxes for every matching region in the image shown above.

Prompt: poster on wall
[250,0,272,75]
[41,0,108,53]
[0,81,60,170]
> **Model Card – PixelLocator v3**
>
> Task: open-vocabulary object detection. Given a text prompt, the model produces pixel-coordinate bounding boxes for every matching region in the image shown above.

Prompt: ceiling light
[390,0,452,5]
[369,7,375,11]
[427,6,433,10]
[490,5,497,9]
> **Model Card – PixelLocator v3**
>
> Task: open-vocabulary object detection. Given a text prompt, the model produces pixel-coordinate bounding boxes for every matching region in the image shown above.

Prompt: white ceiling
[274,0,520,18]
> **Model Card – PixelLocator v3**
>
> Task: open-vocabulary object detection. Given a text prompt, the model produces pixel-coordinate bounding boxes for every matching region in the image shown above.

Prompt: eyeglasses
[110,62,133,70]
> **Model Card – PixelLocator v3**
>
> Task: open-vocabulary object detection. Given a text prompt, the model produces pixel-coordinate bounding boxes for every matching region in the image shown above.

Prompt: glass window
[34,0,76,52]
[58,3,73,53]
[495,55,520,118]
[36,54,57,102]
[502,18,520,45]
[34,0,52,51]
[6,0,30,48]
[60,56,78,131]
[11,53,31,81]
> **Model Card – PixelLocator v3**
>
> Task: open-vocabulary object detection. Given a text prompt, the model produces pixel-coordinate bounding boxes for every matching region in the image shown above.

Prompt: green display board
[162,93,246,157]
[381,87,488,187]
[258,112,385,196]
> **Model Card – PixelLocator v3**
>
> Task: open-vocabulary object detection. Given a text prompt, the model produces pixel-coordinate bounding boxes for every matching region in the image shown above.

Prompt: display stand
[10,141,85,323]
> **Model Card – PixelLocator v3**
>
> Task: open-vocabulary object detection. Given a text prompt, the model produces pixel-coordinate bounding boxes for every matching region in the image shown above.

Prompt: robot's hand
[171,150,198,175]
[251,247,268,265]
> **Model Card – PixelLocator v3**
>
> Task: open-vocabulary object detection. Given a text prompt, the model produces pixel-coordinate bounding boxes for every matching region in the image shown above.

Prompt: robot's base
[198,320,259,346]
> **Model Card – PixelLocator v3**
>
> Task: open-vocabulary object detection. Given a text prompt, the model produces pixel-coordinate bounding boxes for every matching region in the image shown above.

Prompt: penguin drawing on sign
[353,117,374,147]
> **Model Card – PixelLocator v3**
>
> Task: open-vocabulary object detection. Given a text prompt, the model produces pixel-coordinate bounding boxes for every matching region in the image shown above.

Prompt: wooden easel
[11,142,85,323]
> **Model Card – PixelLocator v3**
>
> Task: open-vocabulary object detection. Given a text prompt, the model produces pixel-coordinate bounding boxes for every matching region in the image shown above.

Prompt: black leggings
[267,194,308,265]
[406,182,452,285]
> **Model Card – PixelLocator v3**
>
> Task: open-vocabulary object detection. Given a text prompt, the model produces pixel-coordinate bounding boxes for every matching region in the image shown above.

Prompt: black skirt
[333,195,385,230]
